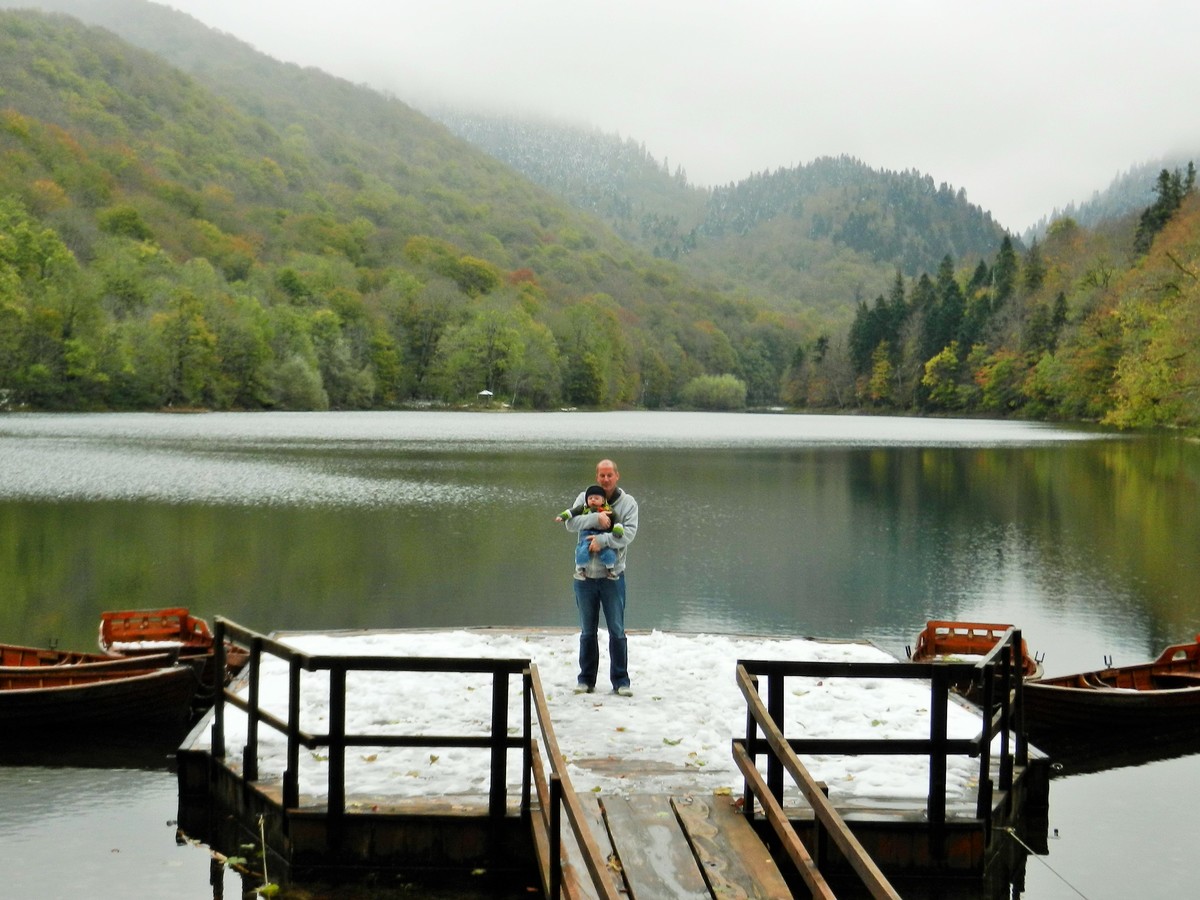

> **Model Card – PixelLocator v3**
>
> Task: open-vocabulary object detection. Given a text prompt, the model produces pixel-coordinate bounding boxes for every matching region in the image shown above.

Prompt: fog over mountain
[157,0,1200,232]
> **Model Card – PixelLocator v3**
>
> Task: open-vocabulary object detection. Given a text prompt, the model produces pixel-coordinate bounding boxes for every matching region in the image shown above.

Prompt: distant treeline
[792,166,1200,429]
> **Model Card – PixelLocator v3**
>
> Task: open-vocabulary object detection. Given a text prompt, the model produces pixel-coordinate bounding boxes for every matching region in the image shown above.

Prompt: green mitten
[612,523,624,537]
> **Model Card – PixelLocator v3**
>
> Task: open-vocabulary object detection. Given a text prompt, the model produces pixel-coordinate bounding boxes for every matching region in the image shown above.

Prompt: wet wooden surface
[572,792,792,899]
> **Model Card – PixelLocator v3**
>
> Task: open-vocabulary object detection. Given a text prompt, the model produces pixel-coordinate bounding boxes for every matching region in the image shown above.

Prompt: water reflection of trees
[842,438,1200,638]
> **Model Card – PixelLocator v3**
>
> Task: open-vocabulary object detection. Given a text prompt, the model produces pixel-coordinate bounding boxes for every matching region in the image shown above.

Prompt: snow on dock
[189,627,992,810]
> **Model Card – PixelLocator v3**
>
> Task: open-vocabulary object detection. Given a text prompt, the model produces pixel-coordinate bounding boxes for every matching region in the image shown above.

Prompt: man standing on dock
[563,459,638,696]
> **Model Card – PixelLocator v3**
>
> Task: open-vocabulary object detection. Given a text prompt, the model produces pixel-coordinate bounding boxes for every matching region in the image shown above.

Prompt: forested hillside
[436,111,1010,320]
[0,8,807,411]
[433,110,707,252]
[3,3,1198,429]
[794,165,1200,429]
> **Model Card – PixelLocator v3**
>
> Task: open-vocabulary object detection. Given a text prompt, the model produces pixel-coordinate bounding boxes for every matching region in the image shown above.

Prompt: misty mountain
[1025,153,1200,239]
[431,110,1013,314]
[0,2,660,290]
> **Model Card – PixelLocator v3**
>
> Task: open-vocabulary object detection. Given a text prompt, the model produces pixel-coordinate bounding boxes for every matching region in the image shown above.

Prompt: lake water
[2,410,1199,898]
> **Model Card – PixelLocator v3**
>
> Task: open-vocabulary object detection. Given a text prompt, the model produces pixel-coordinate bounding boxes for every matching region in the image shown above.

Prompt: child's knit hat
[585,484,606,500]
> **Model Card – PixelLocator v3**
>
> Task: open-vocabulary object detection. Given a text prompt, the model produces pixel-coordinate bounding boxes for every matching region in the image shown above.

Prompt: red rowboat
[1024,636,1200,736]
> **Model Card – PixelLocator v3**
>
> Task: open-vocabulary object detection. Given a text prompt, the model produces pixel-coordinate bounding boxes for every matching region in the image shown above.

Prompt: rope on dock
[1001,827,1091,899]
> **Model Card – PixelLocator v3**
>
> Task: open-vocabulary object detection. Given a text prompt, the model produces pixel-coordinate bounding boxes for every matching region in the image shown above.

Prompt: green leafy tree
[97,205,154,241]
[0,284,25,398]
[921,341,962,409]
[61,335,110,408]
[563,351,605,406]
[503,312,561,407]
[637,342,674,409]
[0,197,93,407]
[368,329,404,407]
[554,297,630,406]
[400,279,464,398]
[309,308,375,408]
[866,342,894,405]
[210,294,273,408]
[680,373,746,410]
[153,291,219,407]
[971,347,1025,413]
[270,354,328,410]
[0,197,77,283]
[1029,312,1122,420]
[444,255,502,298]
[432,305,526,401]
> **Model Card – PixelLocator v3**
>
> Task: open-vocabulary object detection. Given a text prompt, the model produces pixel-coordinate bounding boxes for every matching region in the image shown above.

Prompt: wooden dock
[176,622,1048,897]
[573,792,792,899]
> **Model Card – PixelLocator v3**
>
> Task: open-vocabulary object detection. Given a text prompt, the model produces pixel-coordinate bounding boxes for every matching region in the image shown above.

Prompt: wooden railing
[211,618,531,826]
[207,620,1023,895]
[210,618,616,896]
[735,630,1027,896]
[525,665,621,900]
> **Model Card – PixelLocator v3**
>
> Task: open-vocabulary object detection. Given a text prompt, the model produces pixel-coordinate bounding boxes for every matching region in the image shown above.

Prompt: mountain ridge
[3,1,1198,429]
[10,0,1023,323]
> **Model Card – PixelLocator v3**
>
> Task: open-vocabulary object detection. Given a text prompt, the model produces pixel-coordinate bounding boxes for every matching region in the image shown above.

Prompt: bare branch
[1165,251,1199,281]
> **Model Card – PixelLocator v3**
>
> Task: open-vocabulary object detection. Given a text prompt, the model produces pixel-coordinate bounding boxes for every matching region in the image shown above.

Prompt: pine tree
[1023,238,1046,293]
[922,255,963,362]
[992,236,1018,305]
[1133,164,1194,254]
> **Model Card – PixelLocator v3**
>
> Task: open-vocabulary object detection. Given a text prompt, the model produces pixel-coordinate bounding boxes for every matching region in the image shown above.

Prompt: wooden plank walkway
[555,791,793,899]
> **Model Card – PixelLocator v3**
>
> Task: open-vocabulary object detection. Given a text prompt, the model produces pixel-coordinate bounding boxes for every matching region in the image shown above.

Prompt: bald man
[561,458,639,696]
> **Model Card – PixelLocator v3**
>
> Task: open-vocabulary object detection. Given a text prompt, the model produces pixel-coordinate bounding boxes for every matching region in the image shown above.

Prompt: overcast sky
[161,0,1200,231]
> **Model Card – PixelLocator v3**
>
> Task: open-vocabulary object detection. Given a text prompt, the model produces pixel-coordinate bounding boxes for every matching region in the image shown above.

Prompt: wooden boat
[98,607,249,695]
[909,620,1043,682]
[1023,636,1200,736]
[0,662,200,734]
[1,641,177,672]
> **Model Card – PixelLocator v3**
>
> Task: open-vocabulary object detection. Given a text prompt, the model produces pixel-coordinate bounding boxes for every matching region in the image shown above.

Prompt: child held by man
[555,484,624,579]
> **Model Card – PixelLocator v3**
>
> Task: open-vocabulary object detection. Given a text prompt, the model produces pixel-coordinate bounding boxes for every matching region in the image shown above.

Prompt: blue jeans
[575,530,618,570]
[574,573,629,690]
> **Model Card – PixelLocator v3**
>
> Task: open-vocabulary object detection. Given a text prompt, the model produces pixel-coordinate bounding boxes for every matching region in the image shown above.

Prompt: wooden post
[327,665,347,841]
[284,655,301,809]
[743,669,759,821]
[490,670,509,818]
[549,772,563,899]
[928,665,948,859]
[977,662,995,826]
[767,672,785,805]
[1014,629,1029,767]
[212,619,227,759]
[243,636,262,780]
[521,669,532,821]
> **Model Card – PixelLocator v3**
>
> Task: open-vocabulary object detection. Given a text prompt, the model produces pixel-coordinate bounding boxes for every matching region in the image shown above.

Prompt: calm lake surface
[2,410,1199,898]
